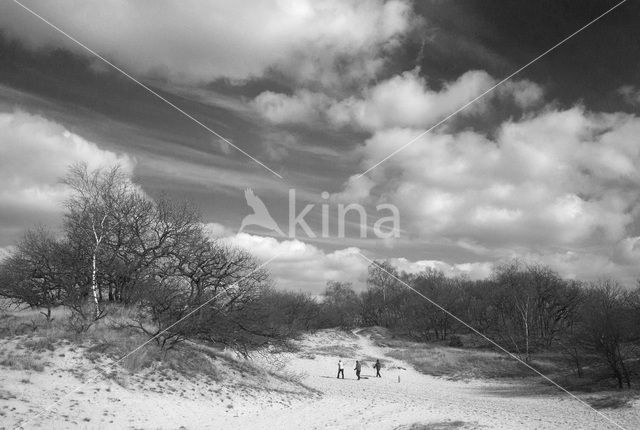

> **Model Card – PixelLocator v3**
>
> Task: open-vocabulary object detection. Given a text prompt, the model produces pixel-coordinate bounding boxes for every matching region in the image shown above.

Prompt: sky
[1,0,640,292]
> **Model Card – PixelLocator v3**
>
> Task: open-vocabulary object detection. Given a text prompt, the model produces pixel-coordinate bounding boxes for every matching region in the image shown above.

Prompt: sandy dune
[237,329,640,430]
[2,329,639,429]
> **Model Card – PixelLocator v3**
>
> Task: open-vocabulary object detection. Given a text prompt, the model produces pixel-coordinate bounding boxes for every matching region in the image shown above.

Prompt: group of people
[337,359,382,380]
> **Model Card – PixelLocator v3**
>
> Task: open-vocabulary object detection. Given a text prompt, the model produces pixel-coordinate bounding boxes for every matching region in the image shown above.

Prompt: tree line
[312,261,640,389]
[1,164,639,387]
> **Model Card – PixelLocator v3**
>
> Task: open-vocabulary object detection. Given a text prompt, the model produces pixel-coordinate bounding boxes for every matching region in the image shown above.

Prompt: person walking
[354,360,361,380]
[374,359,382,378]
[337,359,345,379]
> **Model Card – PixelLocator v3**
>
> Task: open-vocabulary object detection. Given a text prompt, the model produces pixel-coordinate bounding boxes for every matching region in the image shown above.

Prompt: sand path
[229,329,640,430]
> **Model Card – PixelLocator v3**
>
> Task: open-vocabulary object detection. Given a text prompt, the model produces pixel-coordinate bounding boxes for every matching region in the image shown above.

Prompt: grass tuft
[0,352,45,372]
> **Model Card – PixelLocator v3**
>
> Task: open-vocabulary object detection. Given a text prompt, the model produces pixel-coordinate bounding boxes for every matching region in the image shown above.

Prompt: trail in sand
[236,329,640,430]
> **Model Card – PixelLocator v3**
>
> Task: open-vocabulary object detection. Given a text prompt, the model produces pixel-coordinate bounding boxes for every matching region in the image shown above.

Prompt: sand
[1,329,639,429]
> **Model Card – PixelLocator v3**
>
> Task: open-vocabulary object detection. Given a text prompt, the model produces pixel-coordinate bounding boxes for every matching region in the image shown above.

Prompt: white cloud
[252,90,332,125]
[226,233,368,292]
[0,0,418,86]
[219,231,499,292]
[343,106,640,259]
[254,69,544,130]
[328,69,496,130]
[499,79,544,109]
[211,226,640,291]
[0,110,133,244]
[389,257,493,280]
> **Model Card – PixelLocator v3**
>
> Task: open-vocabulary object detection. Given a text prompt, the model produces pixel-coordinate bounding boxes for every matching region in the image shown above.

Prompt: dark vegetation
[1,163,640,393]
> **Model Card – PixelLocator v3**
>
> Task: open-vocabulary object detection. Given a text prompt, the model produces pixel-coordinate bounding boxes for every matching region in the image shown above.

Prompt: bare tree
[321,281,361,329]
[366,261,403,328]
[578,281,636,388]
[0,227,64,320]
[62,163,135,319]
[492,262,580,362]
[136,229,272,350]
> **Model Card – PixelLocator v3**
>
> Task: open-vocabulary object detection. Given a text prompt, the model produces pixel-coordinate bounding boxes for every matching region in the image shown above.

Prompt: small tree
[0,227,65,320]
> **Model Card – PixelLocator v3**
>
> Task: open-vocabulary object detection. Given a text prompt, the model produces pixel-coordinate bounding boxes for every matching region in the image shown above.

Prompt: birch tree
[62,163,133,320]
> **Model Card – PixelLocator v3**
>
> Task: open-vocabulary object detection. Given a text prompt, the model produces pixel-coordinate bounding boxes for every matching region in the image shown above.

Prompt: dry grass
[85,332,160,373]
[309,344,359,357]
[0,352,45,372]
[387,345,559,380]
[0,306,69,338]
[363,327,640,397]
[395,421,469,430]
[0,305,287,384]
[158,346,224,381]
[22,335,57,352]
[0,303,317,398]
[362,326,559,381]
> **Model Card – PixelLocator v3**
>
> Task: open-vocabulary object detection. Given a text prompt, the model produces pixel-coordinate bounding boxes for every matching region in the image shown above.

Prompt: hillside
[1,308,639,429]
[0,307,316,429]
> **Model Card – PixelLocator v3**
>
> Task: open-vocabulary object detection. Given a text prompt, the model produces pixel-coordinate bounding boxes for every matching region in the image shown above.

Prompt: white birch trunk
[90,214,106,320]
[92,251,100,319]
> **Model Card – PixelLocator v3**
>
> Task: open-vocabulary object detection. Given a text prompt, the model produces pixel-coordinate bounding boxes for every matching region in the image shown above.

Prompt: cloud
[0,110,133,245]
[203,222,235,239]
[342,106,640,259]
[618,85,640,106]
[217,231,500,292]
[388,257,493,280]
[612,236,640,266]
[515,245,640,287]
[328,69,497,130]
[0,0,418,86]
[212,228,640,292]
[331,175,376,203]
[252,90,332,125]
[253,69,544,130]
[226,233,368,292]
[500,79,545,109]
